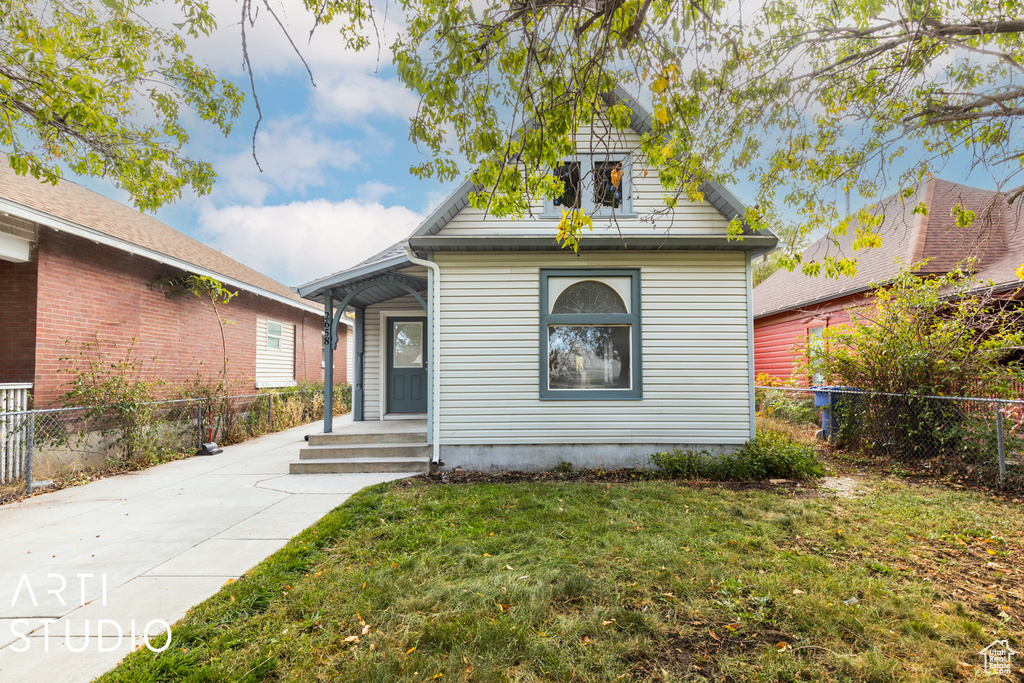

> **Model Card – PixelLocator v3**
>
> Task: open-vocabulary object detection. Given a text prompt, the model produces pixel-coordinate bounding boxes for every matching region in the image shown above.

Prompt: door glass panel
[393,321,424,368]
[548,325,630,389]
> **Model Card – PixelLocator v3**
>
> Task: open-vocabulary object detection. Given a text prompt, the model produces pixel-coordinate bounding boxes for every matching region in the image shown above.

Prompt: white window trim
[542,153,635,219]
[266,320,284,351]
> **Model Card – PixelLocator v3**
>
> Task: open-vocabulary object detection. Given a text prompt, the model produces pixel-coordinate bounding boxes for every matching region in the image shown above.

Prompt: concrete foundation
[438,443,743,472]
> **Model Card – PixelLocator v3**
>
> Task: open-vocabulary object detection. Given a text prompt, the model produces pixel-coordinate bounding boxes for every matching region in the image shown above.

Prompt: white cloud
[355,181,397,202]
[197,198,423,285]
[212,120,360,204]
[313,73,420,122]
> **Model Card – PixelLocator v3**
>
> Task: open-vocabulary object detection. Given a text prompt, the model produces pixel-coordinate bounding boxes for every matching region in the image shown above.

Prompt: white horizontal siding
[435,251,751,446]
[439,117,732,237]
[364,294,429,420]
[255,317,295,387]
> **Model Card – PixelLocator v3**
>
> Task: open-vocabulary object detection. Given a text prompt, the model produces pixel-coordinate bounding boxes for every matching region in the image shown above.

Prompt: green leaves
[0,0,242,210]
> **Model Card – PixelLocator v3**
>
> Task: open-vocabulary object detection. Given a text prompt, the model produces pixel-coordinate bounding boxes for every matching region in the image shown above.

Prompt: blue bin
[812,386,861,438]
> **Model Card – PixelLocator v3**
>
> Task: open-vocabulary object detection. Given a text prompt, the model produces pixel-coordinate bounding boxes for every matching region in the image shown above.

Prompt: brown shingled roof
[0,160,314,309]
[753,177,1024,318]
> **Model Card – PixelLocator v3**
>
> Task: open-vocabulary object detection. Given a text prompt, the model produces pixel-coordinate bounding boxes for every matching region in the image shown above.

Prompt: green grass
[98,479,1024,682]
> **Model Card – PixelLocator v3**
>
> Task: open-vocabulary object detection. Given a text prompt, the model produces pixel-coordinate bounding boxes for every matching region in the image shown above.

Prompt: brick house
[0,162,349,407]
[753,177,1024,384]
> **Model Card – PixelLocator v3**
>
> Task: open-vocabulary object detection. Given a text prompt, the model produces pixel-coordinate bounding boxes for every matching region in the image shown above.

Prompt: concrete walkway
[0,420,419,683]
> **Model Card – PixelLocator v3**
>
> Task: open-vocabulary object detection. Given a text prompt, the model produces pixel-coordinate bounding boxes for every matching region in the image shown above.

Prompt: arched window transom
[552,280,627,314]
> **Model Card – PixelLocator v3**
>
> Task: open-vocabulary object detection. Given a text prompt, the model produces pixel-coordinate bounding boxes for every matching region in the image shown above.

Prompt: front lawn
[100,478,1023,682]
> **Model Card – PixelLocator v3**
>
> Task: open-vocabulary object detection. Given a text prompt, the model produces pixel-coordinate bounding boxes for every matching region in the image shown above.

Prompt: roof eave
[0,197,322,315]
[409,233,777,255]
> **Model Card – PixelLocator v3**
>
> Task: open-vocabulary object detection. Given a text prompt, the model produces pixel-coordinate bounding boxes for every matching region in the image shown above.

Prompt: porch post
[323,291,334,433]
[353,307,364,421]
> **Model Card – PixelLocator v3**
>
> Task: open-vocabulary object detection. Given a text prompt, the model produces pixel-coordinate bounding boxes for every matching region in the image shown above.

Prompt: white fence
[1,383,32,485]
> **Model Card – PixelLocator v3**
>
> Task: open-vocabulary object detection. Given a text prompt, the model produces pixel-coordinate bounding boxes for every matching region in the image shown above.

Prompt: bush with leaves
[57,336,162,463]
[649,430,823,482]
[811,265,1024,460]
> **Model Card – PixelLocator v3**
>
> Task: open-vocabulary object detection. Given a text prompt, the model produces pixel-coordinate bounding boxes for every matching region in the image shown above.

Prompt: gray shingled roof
[753,177,1023,318]
[0,160,316,310]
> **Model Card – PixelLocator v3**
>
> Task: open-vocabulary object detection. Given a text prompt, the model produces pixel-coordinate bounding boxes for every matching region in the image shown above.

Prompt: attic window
[593,161,624,209]
[553,162,581,209]
[546,155,632,216]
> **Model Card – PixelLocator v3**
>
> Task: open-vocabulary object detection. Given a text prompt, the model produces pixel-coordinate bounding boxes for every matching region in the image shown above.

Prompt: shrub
[649,430,823,481]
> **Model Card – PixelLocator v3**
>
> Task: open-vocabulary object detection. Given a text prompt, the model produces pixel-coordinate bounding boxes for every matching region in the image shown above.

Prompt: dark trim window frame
[543,154,635,218]
[539,268,643,400]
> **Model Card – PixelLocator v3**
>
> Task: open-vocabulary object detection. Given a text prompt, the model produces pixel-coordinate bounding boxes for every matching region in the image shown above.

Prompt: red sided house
[0,162,349,407]
[753,178,1024,384]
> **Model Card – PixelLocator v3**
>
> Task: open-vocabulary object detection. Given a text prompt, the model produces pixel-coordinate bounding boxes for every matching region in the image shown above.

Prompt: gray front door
[386,317,427,414]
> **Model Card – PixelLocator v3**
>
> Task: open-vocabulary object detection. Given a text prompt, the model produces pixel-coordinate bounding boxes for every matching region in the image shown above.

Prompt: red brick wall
[0,249,38,385]
[28,228,347,406]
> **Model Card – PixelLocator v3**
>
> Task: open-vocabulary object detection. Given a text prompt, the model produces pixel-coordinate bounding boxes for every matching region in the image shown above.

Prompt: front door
[386,317,427,414]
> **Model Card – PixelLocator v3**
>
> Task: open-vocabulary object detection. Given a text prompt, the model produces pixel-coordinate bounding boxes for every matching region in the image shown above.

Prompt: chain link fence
[757,385,1024,491]
[0,386,352,501]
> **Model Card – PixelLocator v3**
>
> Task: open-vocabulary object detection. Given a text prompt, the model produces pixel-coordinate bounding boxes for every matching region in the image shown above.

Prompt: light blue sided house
[292,92,777,473]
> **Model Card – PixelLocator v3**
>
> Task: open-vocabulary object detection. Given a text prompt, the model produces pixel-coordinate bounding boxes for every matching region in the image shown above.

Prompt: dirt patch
[820,475,873,499]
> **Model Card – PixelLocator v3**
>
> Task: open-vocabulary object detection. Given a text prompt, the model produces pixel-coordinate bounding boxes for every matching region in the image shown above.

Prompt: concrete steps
[290,431,430,474]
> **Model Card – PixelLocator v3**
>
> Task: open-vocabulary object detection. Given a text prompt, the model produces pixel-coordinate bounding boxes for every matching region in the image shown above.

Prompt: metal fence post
[196,403,203,450]
[268,394,274,431]
[996,405,1006,489]
[25,412,34,492]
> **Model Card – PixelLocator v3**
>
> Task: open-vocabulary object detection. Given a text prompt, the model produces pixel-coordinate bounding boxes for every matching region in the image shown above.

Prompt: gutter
[404,246,441,465]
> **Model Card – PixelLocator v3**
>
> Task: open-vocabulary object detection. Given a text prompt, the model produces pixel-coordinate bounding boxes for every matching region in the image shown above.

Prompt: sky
[77,0,453,289]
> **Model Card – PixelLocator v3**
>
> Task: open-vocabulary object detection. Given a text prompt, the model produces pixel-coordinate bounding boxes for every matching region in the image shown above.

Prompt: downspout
[404,246,441,464]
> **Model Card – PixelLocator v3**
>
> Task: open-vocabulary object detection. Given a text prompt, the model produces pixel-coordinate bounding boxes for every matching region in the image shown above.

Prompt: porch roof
[295,248,421,307]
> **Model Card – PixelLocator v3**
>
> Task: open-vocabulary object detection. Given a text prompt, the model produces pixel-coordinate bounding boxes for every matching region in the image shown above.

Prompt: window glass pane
[808,326,824,386]
[552,280,628,314]
[394,321,424,368]
[548,325,630,390]
[593,161,624,209]
[552,161,581,209]
[267,321,282,350]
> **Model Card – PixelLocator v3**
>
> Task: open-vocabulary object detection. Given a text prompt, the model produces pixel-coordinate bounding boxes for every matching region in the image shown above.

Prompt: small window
[393,321,424,368]
[593,161,624,209]
[807,325,824,386]
[552,161,581,209]
[267,321,282,350]
[540,270,642,400]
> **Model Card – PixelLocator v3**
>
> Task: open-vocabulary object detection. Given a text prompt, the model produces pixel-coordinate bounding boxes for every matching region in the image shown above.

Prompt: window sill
[256,381,297,389]
[539,211,638,221]
[540,391,643,401]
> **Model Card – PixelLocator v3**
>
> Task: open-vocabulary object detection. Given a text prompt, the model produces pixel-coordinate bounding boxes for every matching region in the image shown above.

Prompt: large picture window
[540,269,642,400]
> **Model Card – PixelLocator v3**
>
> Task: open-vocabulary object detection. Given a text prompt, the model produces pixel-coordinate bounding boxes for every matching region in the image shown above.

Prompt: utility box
[813,387,861,439]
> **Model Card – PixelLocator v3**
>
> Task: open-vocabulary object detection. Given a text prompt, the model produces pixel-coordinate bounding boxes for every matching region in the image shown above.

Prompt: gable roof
[0,160,319,314]
[408,86,769,243]
[753,177,1023,319]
